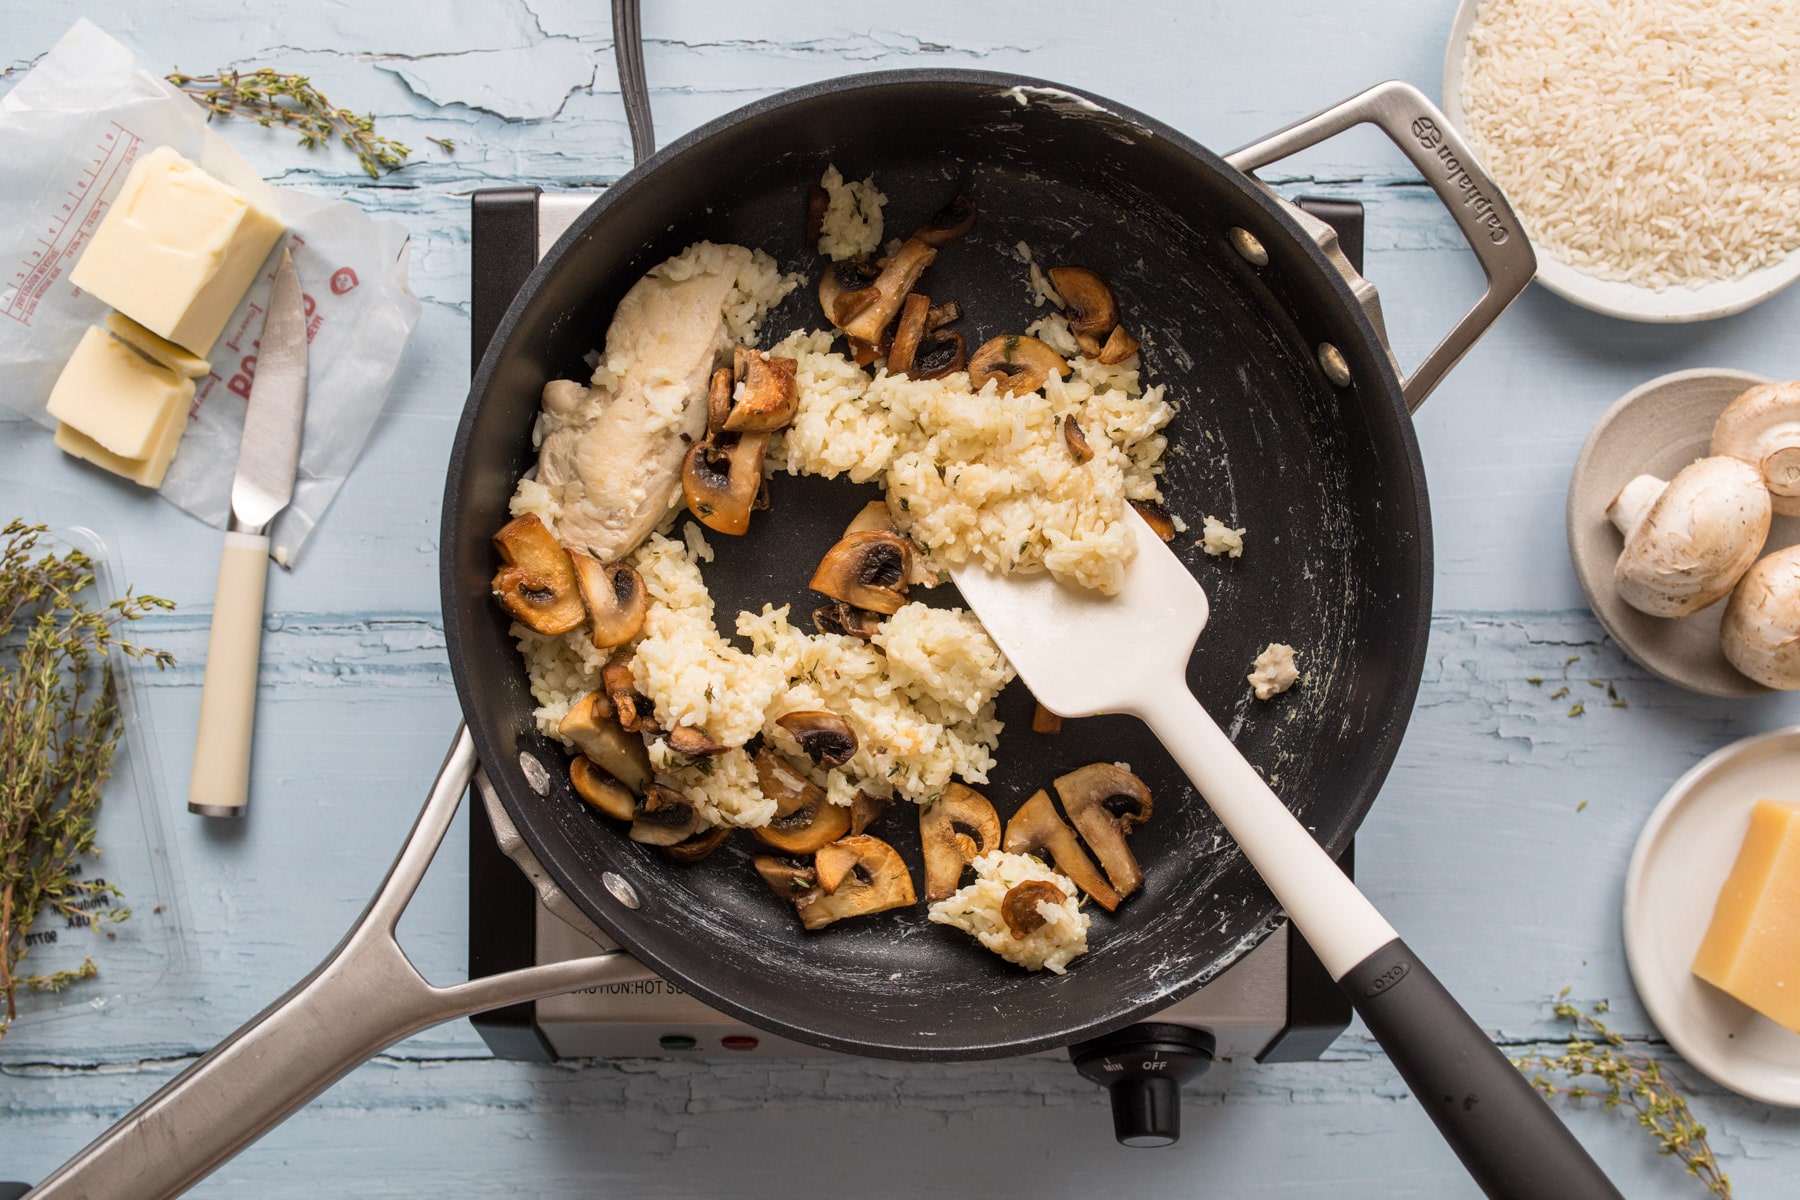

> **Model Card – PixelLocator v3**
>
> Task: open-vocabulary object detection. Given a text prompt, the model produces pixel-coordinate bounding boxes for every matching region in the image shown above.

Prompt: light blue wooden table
[4,2,1799,1195]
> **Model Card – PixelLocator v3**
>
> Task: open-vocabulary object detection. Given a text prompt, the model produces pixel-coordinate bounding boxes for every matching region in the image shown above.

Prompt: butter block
[54,397,188,488]
[46,325,193,458]
[106,312,211,379]
[70,145,285,356]
[1693,799,1800,1032]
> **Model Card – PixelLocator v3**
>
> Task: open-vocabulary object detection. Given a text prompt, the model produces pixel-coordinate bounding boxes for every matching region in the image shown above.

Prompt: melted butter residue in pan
[995,86,1151,144]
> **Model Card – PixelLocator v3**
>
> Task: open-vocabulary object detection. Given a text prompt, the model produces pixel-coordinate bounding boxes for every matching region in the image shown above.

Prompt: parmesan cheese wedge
[1693,799,1800,1033]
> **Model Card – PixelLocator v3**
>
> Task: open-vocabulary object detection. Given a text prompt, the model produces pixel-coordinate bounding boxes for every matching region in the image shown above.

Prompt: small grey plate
[1567,368,1800,697]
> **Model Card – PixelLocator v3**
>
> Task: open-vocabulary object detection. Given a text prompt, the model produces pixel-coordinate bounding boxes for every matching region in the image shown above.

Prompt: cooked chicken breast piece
[540,244,751,561]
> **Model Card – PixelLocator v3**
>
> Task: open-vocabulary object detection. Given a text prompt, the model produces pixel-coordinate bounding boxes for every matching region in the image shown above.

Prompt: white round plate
[1625,726,1800,1106]
[1443,0,1800,323]
[1567,368,1800,697]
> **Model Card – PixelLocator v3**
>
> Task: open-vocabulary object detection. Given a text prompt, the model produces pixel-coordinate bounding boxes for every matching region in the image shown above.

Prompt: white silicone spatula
[951,508,1621,1200]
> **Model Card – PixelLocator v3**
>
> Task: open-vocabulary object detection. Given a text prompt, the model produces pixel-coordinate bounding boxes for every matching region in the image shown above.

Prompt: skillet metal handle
[1226,80,1535,411]
[28,727,652,1200]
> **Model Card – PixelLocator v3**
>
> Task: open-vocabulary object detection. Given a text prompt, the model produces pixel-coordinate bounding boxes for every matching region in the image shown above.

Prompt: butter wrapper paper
[0,19,421,565]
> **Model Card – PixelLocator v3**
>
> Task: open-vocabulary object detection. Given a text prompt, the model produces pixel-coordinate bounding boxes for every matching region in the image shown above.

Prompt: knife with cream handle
[189,247,308,818]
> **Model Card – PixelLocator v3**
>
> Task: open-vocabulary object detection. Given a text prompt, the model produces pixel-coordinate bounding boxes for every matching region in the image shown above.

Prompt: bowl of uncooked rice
[1445,0,1800,322]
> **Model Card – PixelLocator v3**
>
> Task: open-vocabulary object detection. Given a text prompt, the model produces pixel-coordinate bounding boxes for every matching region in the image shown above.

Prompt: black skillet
[451,72,1485,1062]
[30,68,1617,1200]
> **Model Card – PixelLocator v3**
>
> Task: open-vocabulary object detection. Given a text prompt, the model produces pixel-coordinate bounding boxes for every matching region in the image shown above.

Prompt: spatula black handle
[1341,939,1624,1200]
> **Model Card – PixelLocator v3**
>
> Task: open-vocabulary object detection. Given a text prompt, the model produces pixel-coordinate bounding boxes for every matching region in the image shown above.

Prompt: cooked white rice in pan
[769,323,1173,596]
[928,852,1090,974]
[501,168,1188,970]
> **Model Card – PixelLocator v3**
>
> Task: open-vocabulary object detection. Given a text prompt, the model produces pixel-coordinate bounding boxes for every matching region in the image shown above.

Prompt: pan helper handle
[1226,80,1536,411]
[1136,684,1622,1200]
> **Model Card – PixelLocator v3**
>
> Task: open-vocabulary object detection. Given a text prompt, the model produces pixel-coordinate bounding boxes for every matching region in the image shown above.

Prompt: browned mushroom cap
[1062,415,1094,465]
[682,431,770,536]
[1048,267,1119,340]
[707,366,733,433]
[886,292,932,377]
[663,822,731,864]
[1002,878,1069,939]
[812,601,885,641]
[1054,763,1152,899]
[919,782,1002,901]
[915,193,976,247]
[776,710,858,768]
[845,333,888,367]
[968,335,1070,396]
[571,557,647,649]
[1130,500,1176,543]
[813,837,858,894]
[842,237,938,345]
[723,352,799,433]
[558,692,653,793]
[1003,789,1122,911]
[570,755,636,821]
[926,300,961,330]
[819,259,879,328]
[1097,325,1140,365]
[804,184,829,247]
[793,835,917,929]
[753,855,818,900]
[845,500,896,536]
[910,330,966,381]
[601,649,650,733]
[666,724,728,757]
[629,781,704,846]
[810,530,912,614]
[751,748,852,854]
[1032,702,1063,735]
[849,789,891,836]
[492,514,586,635]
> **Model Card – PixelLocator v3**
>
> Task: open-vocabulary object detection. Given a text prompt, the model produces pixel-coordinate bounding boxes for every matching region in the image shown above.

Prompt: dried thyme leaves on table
[165,68,414,178]
[0,521,173,1045]
[1513,998,1731,1198]
[1526,652,1629,714]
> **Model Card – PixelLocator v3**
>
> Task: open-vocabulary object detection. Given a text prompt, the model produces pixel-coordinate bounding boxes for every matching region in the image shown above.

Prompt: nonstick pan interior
[446,71,1432,1059]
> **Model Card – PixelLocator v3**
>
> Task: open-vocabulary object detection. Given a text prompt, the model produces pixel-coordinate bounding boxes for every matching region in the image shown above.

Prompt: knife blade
[231,247,308,534]
[189,246,308,818]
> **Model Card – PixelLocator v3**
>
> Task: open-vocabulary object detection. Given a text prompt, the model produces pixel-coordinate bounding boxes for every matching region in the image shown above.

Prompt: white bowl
[1442,0,1800,323]
[1624,726,1800,1106]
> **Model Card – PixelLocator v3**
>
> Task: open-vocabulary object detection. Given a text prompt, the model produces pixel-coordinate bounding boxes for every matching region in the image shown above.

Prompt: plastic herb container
[4,501,190,1035]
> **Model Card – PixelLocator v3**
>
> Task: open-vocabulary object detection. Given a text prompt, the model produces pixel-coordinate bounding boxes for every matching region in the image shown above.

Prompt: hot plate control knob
[1069,1023,1216,1148]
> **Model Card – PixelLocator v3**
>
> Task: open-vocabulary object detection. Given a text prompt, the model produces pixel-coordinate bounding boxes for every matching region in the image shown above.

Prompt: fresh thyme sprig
[165,68,412,178]
[0,521,173,1044]
[1513,996,1730,1197]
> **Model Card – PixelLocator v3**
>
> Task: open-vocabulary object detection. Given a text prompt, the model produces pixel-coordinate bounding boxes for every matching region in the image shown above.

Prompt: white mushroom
[1606,457,1771,618]
[1721,545,1800,690]
[1712,382,1800,517]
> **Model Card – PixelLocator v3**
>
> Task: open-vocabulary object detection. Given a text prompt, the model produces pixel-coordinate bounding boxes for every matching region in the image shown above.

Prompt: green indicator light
[659,1034,698,1051]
